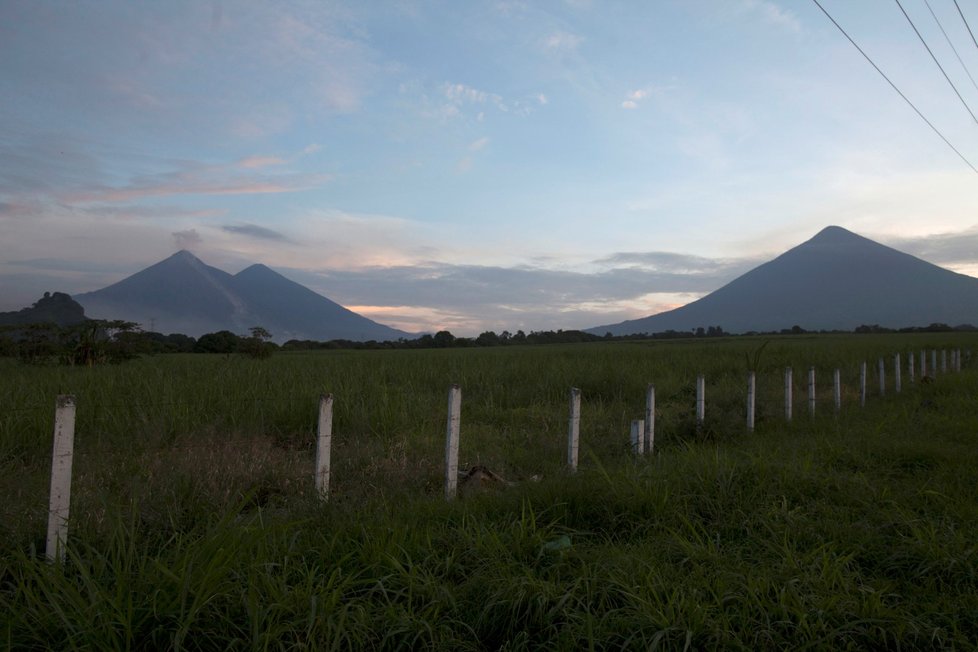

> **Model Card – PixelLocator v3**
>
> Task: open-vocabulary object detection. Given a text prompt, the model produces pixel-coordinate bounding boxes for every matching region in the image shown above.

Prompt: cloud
[172,229,202,250]
[63,160,331,203]
[104,77,166,109]
[881,225,978,268]
[542,31,583,52]
[228,103,295,139]
[221,223,291,242]
[468,137,490,151]
[266,10,378,114]
[75,205,226,220]
[268,209,445,269]
[444,82,510,113]
[4,258,141,275]
[280,261,743,335]
[0,200,42,220]
[740,0,801,33]
[286,257,744,318]
[418,82,544,121]
[444,83,494,105]
[238,155,287,169]
[595,251,758,276]
[0,137,316,214]
[0,133,104,196]
[620,87,660,109]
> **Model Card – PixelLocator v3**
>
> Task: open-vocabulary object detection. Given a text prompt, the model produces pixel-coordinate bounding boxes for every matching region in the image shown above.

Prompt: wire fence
[5,346,970,561]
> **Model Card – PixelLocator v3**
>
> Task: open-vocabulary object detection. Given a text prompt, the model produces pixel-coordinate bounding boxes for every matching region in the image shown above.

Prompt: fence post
[784,367,793,422]
[920,350,927,378]
[46,395,76,564]
[567,387,581,472]
[644,384,655,454]
[931,350,938,377]
[630,419,645,454]
[878,358,885,397]
[808,367,816,416]
[894,353,901,393]
[956,349,962,372]
[833,369,841,412]
[746,371,756,432]
[942,349,948,374]
[908,351,915,384]
[859,362,867,407]
[314,394,333,500]
[444,385,461,500]
[696,375,705,429]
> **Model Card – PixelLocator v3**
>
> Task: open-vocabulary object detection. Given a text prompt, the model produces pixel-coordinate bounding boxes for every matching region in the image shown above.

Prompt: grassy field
[2,333,977,649]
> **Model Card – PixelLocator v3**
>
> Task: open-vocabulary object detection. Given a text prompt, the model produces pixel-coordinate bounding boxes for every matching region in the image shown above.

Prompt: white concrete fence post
[746,371,756,432]
[784,367,793,422]
[908,351,915,384]
[630,419,645,454]
[644,384,655,454]
[314,394,333,500]
[696,375,706,429]
[567,387,581,472]
[833,369,841,413]
[46,395,76,564]
[444,385,461,500]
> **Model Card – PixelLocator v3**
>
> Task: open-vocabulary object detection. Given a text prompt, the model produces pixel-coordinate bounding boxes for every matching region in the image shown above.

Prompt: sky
[2,0,978,336]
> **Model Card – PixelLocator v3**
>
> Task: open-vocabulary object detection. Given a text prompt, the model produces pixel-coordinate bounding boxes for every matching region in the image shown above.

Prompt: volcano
[75,251,411,342]
[588,226,978,335]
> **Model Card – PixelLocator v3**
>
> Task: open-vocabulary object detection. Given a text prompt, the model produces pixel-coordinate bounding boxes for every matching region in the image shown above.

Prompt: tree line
[2,320,974,365]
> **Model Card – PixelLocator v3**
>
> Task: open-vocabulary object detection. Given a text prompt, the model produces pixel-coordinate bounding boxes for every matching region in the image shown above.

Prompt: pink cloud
[237,155,287,169]
[63,171,331,203]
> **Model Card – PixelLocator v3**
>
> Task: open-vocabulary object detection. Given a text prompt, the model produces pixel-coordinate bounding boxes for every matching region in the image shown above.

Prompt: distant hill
[588,226,978,335]
[75,251,411,342]
[0,292,87,327]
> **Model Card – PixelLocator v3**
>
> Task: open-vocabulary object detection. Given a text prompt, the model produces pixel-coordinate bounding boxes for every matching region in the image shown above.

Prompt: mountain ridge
[588,226,978,335]
[75,251,411,342]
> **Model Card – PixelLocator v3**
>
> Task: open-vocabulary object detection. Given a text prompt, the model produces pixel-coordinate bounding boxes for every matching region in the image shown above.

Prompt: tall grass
[2,334,976,648]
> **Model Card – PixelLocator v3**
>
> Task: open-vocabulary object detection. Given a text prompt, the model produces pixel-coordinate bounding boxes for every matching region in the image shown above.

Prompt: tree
[61,320,134,366]
[475,331,500,347]
[432,330,456,348]
[17,323,60,364]
[194,330,241,354]
[240,326,274,359]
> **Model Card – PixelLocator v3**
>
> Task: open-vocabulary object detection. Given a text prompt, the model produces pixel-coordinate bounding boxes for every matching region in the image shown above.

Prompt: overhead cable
[811,0,978,174]
[924,0,978,95]
[953,0,978,53]
[895,0,978,126]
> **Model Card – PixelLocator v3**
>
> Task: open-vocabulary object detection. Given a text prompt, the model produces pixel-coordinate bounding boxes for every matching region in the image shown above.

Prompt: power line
[954,0,978,53]
[924,0,978,95]
[895,0,978,126]
[810,0,978,174]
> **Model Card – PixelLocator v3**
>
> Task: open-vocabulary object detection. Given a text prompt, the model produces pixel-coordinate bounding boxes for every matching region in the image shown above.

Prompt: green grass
[1,334,977,648]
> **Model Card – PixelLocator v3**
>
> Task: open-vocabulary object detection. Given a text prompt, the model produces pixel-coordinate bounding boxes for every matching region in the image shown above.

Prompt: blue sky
[2,0,978,335]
